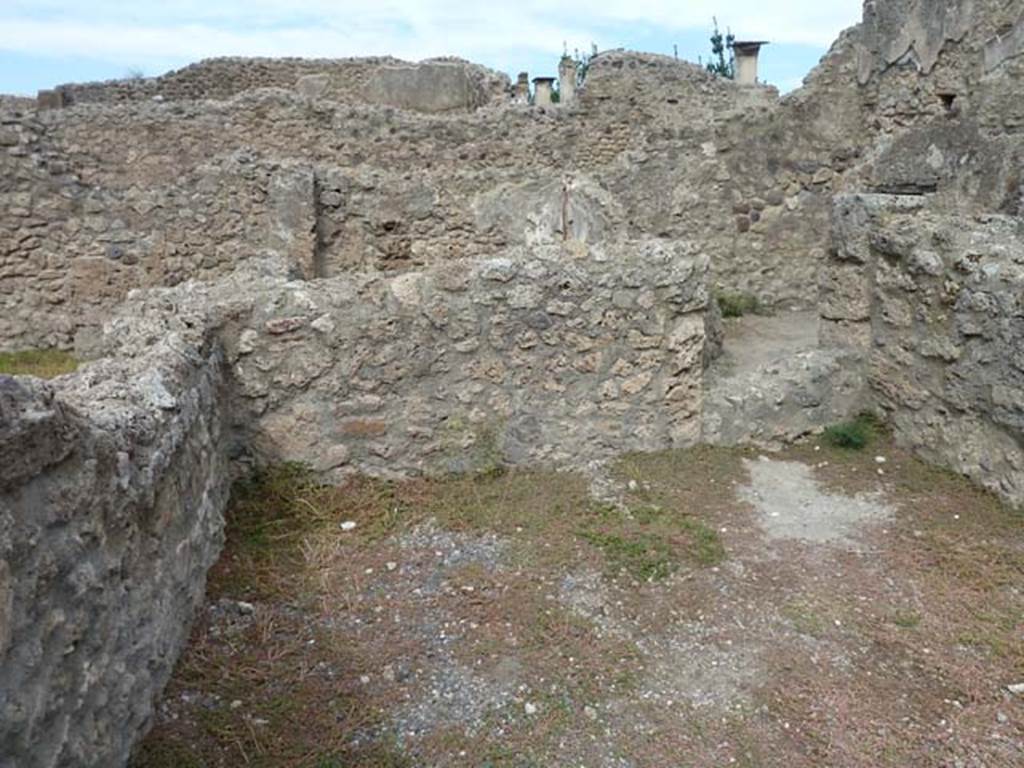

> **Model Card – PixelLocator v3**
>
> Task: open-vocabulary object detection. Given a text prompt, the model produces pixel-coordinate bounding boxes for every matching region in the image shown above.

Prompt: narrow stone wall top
[49,56,510,112]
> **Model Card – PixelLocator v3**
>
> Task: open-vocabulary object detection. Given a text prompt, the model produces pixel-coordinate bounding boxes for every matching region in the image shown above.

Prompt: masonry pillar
[533,77,555,106]
[514,72,530,104]
[558,57,577,105]
[36,89,65,110]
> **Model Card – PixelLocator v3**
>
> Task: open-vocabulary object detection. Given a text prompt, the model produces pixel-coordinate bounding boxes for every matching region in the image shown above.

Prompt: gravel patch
[739,457,892,545]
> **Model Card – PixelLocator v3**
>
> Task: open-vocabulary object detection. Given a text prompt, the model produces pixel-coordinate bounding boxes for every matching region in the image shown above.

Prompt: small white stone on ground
[524,702,538,715]
[340,520,357,531]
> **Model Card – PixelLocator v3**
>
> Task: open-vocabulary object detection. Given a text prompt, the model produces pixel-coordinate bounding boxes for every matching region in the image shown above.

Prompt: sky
[0,1,864,96]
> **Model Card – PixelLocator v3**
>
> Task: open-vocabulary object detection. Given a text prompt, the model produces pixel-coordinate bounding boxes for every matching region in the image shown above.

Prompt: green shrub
[716,292,761,318]
[823,414,879,450]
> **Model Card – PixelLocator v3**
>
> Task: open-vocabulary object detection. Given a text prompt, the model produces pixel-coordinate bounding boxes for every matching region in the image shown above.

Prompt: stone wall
[0,308,231,767]
[3,49,859,351]
[0,95,34,112]
[51,57,511,113]
[823,193,1024,506]
[810,0,1024,507]
[577,52,846,310]
[837,0,1024,211]
[236,241,714,476]
[10,1,1024,354]
[1,118,316,349]
[3,3,1024,766]
[100,241,713,478]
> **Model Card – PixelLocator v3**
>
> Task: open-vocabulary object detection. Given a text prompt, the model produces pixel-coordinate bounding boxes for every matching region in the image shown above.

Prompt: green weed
[0,348,78,378]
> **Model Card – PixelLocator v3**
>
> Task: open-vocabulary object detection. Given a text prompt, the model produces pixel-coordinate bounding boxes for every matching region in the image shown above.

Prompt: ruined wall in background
[822,193,1024,507]
[843,0,1024,212]
[1,108,315,349]
[3,50,858,354]
[578,52,847,309]
[9,0,1021,354]
[0,311,231,768]
[51,57,511,113]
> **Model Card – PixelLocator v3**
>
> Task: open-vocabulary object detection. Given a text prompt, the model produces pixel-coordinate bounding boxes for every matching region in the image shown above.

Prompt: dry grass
[134,440,1024,768]
[0,348,78,378]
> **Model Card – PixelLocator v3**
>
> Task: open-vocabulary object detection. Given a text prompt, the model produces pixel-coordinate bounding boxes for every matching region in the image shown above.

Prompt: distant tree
[552,43,598,103]
[572,43,599,88]
[706,18,735,79]
[125,68,145,80]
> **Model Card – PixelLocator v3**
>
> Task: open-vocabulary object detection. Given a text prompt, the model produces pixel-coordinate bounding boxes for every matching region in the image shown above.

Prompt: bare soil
[133,435,1024,768]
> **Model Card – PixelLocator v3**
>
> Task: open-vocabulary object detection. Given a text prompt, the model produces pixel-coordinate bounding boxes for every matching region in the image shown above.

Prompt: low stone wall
[101,241,713,478]
[231,241,713,476]
[0,310,231,767]
[823,193,1024,506]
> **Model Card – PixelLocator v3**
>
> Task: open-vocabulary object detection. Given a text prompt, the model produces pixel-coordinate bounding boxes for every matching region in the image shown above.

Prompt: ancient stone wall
[12,2,1024,355]
[97,241,712,478]
[1,109,316,349]
[0,310,231,768]
[834,0,1024,212]
[51,57,511,113]
[578,52,847,310]
[823,193,1024,506]
[235,241,713,476]
[812,0,1024,507]
[0,95,33,112]
[3,3,1024,766]
[3,50,859,352]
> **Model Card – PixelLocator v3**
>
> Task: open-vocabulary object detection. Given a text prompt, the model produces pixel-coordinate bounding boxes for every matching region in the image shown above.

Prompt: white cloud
[0,1,862,71]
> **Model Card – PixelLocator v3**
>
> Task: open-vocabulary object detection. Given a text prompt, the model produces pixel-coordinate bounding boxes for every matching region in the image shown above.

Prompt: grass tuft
[891,611,922,629]
[578,505,725,582]
[716,292,761,318]
[579,530,676,582]
[0,349,78,379]
[823,414,880,450]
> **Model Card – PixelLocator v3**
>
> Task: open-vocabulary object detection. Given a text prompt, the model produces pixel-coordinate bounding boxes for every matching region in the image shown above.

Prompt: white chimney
[733,41,768,86]
[533,77,555,106]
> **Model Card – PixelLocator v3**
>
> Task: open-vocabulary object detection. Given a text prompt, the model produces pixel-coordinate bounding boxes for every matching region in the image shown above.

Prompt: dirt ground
[133,432,1024,768]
